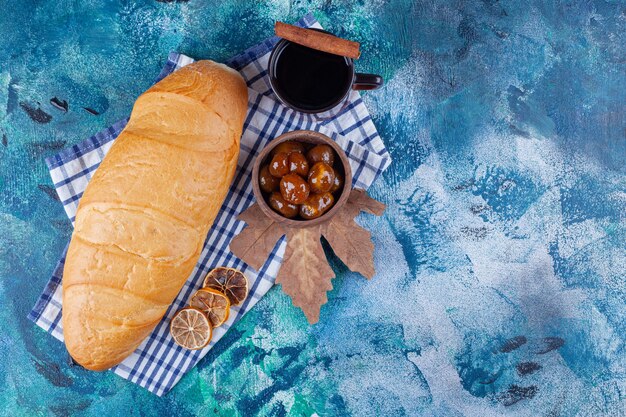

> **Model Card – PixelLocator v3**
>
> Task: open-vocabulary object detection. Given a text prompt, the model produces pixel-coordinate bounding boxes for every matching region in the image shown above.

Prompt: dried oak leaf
[230,189,385,324]
[229,204,285,271]
[321,212,375,279]
[343,188,386,218]
[276,226,335,324]
[321,190,385,279]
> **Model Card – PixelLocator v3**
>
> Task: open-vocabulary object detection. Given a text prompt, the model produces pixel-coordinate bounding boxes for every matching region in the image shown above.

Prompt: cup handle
[353,73,384,91]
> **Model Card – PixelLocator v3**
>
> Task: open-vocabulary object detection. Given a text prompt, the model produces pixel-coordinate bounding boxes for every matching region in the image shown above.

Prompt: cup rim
[268,32,355,114]
[252,130,353,228]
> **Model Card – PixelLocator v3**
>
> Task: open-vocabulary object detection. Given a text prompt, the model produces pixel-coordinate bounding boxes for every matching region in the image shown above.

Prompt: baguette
[62,60,248,370]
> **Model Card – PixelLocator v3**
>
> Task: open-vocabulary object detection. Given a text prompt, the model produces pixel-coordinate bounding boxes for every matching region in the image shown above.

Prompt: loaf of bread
[62,60,248,371]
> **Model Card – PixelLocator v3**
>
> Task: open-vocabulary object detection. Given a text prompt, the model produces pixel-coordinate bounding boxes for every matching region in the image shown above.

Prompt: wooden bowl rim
[252,130,353,228]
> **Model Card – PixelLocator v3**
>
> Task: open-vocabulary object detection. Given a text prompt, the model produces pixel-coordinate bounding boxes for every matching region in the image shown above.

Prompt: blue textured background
[1,1,624,416]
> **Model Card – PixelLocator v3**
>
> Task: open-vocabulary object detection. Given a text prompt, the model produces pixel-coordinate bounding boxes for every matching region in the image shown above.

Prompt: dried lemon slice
[189,288,231,328]
[203,267,249,306]
[169,307,212,350]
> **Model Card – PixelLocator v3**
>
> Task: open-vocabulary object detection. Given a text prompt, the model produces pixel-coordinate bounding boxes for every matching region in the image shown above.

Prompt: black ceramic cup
[268,29,383,114]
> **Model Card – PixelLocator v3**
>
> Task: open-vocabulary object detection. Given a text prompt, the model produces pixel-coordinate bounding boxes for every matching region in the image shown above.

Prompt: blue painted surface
[0,1,624,416]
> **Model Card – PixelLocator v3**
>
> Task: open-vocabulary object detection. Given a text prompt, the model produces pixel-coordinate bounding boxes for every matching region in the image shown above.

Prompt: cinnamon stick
[275,22,361,59]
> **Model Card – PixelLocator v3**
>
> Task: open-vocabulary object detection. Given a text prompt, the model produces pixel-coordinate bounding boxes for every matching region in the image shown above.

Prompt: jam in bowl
[252,130,352,226]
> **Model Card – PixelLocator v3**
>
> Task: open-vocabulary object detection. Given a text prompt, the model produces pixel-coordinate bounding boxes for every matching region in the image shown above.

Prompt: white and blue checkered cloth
[28,14,391,396]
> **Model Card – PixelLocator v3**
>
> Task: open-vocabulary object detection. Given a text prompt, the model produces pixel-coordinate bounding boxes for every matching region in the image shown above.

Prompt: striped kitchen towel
[29,13,391,396]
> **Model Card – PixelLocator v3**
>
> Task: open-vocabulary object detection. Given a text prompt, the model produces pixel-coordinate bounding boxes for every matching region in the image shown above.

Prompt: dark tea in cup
[269,30,383,114]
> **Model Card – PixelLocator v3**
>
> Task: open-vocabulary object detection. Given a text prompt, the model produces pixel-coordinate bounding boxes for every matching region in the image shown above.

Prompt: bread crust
[62,61,248,370]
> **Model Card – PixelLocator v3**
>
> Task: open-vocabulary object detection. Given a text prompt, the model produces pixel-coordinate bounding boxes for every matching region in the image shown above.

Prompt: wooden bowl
[252,130,353,228]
